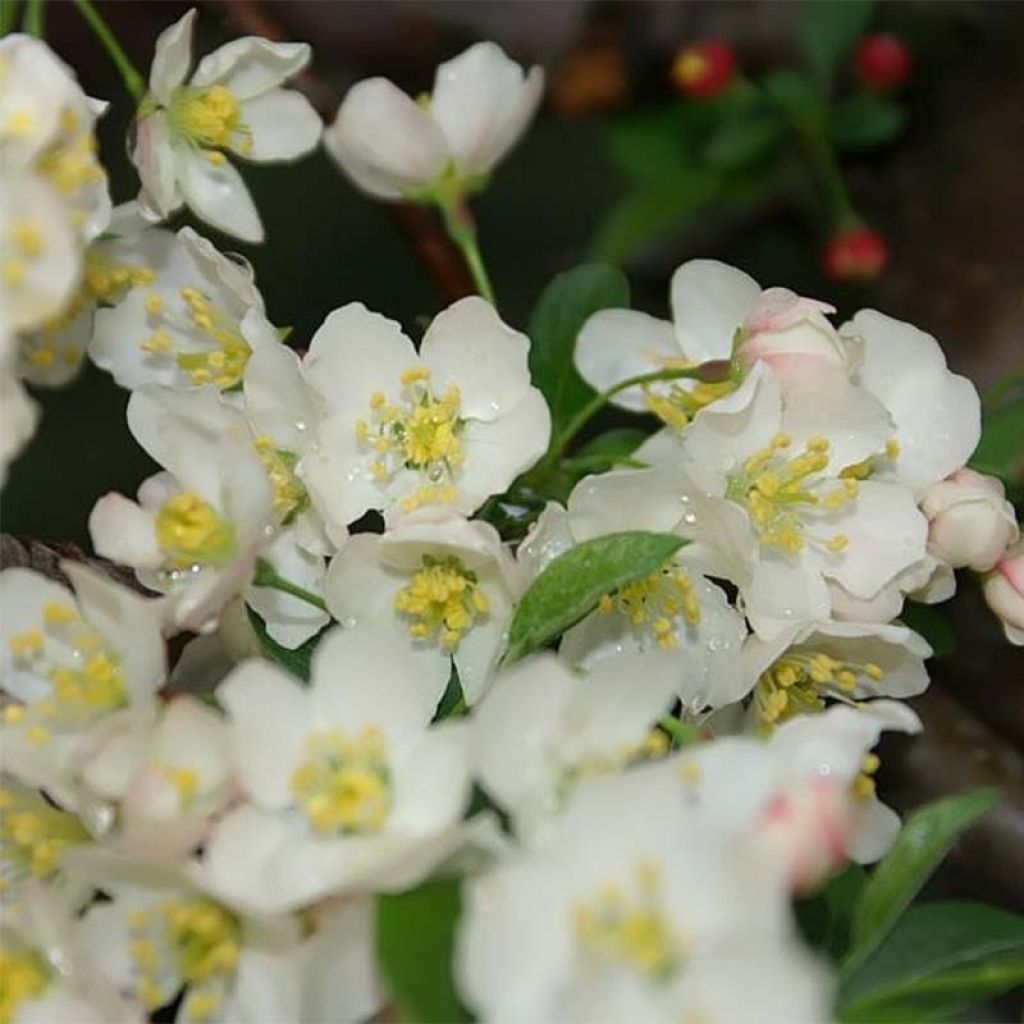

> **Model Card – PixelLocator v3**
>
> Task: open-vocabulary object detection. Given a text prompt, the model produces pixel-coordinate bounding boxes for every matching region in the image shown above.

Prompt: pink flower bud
[755,778,855,893]
[984,541,1024,645]
[921,468,1019,571]
[735,288,849,382]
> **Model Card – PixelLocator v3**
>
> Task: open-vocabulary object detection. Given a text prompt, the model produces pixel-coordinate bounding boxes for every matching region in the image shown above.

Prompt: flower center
[0,947,51,1024]
[355,367,466,514]
[2,217,46,291]
[4,601,128,740]
[754,648,886,728]
[253,437,307,525]
[854,753,881,800]
[155,492,237,570]
[140,287,252,389]
[726,434,856,554]
[35,117,105,202]
[25,249,156,371]
[0,786,89,895]
[394,555,489,651]
[598,558,701,649]
[171,85,248,155]
[641,361,734,433]
[573,862,686,982]
[291,727,391,836]
[128,897,241,1017]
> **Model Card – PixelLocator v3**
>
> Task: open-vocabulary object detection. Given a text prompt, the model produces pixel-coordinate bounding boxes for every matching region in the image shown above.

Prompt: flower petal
[420,297,531,421]
[236,89,322,162]
[148,8,195,103]
[574,309,679,412]
[324,78,449,200]
[176,147,264,243]
[191,38,312,99]
[88,493,163,570]
[133,111,181,220]
[670,259,762,362]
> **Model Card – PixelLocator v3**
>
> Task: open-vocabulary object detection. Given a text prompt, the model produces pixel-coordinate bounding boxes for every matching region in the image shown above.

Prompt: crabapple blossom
[76,696,232,864]
[300,296,550,528]
[669,700,922,886]
[574,259,855,428]
[457,769,832,1023]
[848,309,981,493]
[921,467,1019,571]
[325,42,543,202]
[0,882,141,1024]
[0,563,165,799]
[518,480,747,712]
[638,364,926,638]
[471,651,680,838]
[190,626,471,914]
[325,508,520,704]
[89,226,277,394]
[132,9,322,242]
[983,540,1024,646]
[125,387,330,648]
[88,412,275,636]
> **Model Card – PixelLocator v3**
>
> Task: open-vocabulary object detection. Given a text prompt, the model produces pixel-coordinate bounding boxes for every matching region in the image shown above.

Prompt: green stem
[537,363,729,477]
[659,715,701,749]
[440,200,496,305]
[1,0,21,35]
[72,0,145,102]
[801,124,855,225]
[253,559,328,613]
[23,0,42,36]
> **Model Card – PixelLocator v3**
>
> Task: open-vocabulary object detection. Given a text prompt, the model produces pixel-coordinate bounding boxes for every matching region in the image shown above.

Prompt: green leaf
[590,176,717,265]
[830,92,907,148]
[528,264,629,433]
[575,427,648,462]
[840,901,1024,1023]
[504,531,686,663]
[970,391,1024,494]
[844,790,998,975]
[899,603,956,659]
[704,112,785,170]
[604,105,704,186]
[376,879,471,1023]
[798,0,876,84]
[796,864,867,962]
[246,605,324,682]
[763,70,828,131]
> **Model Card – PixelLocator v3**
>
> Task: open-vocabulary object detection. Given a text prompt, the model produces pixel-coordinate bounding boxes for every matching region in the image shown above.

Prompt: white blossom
[133,9,322,242]
[325,42,542,202]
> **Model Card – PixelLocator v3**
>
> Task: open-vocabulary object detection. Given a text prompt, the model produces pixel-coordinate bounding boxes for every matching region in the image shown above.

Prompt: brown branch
[218,0,474,301]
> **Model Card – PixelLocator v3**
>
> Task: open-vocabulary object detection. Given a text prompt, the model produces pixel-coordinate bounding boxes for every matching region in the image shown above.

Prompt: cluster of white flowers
[2,9,1021,1024]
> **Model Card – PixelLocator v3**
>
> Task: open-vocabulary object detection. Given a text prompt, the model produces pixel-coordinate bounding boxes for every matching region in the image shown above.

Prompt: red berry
[671,40,737,100]
[823,228,889,281]
[854,34,912,92]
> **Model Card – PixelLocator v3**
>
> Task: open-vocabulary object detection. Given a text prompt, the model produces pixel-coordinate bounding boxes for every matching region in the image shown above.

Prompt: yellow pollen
[754,646,888,728]
[253,437,307,525]
[5,109,35,135]
[155,492,236,570]
[0,948,51,1024]
[885,438,900,460]
[291,726,391,836]
[394,556,488,650]
[573,862,684,981]
[356,368,465,505]
[598,558,700,648]
[162,766,199,803]
[11,220,44,258]
[3,259,25,286]
[173,85,243,149]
